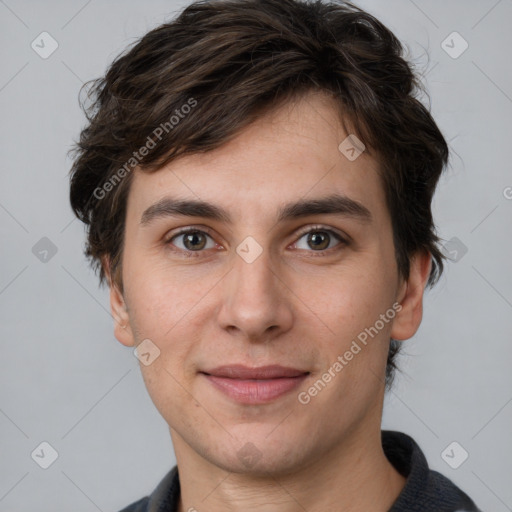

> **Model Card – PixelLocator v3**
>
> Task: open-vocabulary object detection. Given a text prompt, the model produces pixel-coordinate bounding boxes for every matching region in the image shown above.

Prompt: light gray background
[0,0,511,511]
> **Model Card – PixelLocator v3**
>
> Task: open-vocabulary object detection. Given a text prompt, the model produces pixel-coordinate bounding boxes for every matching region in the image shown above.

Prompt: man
[69,0,481,510]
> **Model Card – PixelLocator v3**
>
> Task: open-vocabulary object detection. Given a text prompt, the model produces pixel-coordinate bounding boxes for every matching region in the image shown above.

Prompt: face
[110,90,429,476]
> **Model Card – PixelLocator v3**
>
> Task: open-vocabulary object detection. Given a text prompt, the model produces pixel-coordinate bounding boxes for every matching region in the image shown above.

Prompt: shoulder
[116,466,180,512]
[117,496,150,512]
[383,430,482,512]
[422,468,482,512]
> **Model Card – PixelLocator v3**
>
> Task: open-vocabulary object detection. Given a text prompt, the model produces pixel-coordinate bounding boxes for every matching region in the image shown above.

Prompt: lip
[200,365,310,404]
[203,364,308,379]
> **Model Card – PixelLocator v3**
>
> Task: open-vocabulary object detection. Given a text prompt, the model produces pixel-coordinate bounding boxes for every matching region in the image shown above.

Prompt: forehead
[126,90,387,227]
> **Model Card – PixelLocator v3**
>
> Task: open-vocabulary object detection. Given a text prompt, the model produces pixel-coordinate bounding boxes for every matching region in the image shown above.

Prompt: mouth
[199,365,310,404]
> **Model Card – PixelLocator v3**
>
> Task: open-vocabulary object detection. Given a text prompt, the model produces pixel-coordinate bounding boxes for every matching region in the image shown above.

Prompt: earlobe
[391,250,432,341]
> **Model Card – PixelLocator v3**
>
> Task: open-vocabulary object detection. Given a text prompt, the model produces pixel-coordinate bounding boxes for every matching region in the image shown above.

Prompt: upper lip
[201,365,309,379]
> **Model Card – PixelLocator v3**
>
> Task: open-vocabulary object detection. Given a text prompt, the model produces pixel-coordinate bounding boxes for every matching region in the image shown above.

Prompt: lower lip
[202,374,309,404]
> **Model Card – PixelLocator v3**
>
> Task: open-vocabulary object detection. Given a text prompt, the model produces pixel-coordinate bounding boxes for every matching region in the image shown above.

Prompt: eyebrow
[140,193,372,226]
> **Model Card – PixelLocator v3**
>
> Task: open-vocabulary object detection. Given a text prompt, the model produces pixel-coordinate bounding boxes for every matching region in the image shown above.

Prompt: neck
[172,423,406,512]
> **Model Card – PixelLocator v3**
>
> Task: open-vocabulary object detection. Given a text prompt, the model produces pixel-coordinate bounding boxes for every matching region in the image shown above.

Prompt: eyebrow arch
[139,193,372,226]
[277,194,372,223]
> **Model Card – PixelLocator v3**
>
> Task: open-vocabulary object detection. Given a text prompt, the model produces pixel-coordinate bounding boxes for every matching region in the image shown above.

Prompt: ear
[102,256,136,347]
[391,250,432,341]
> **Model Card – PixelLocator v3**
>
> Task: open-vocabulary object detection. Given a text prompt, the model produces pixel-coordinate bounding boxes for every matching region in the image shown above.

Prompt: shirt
[119,430,482,512]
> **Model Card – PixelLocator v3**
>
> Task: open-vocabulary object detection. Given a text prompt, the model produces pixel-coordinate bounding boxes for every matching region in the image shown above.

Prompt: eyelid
[166,225,216,240]
[292,224,349,245]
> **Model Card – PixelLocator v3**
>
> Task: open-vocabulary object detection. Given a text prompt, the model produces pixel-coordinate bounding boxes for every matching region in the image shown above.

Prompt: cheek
[303,262,397,396]
[126,262,197,335]
[128,273,203,419]
[126,264,215,370]
[312,265,394,333]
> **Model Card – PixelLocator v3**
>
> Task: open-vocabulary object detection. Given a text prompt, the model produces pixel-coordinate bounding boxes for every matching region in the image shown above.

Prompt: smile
[200,365,310,404]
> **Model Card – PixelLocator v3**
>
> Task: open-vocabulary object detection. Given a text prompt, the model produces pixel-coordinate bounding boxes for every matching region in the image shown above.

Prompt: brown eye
[294,229,345,252]
[183,232,207,250]
[307,231,331,250]
[168,230,215,252]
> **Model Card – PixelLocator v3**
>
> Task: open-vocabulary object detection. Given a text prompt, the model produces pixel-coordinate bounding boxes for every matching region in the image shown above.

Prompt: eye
[293,227,346,252]
[165,226,347,256]
[167,228,217,252]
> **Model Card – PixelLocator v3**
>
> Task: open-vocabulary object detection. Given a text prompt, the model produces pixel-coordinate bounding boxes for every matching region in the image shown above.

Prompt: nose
[216,244,294,343]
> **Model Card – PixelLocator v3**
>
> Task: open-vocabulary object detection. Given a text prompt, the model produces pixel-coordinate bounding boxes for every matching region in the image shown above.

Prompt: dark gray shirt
[119,430,481,511]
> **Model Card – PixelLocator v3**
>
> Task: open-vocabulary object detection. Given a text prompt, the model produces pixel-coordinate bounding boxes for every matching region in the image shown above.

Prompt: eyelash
[164,225,348,258]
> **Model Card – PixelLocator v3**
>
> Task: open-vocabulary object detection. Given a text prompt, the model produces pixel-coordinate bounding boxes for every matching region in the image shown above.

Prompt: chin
[213,450,304,478]
[202,432,310,478]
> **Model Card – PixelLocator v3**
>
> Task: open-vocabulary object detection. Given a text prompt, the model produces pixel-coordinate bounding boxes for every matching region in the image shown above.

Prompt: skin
[107,90,431,512]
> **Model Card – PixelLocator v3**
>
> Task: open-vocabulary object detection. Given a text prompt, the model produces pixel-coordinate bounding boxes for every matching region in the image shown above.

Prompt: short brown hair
[69,0,449,388]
